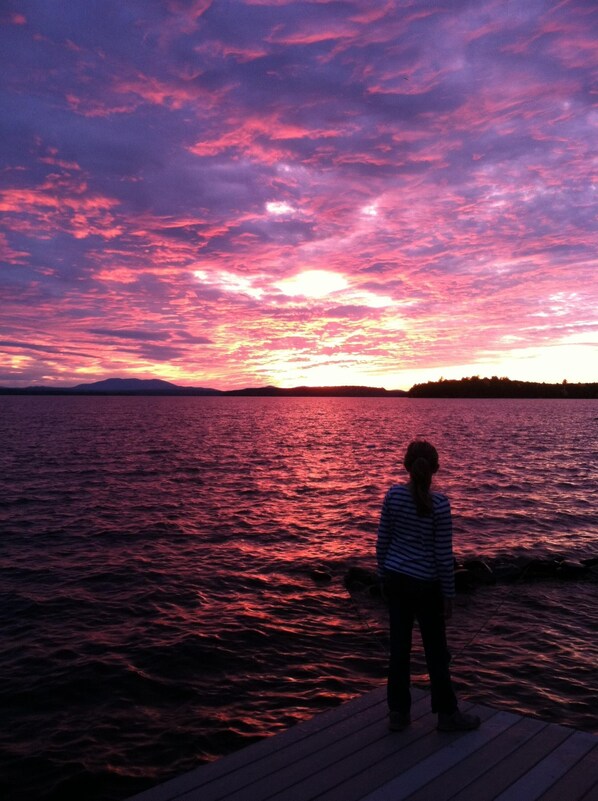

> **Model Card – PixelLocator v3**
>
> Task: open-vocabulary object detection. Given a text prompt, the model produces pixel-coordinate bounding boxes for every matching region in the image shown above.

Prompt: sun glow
[265,359,386,388]
[266,201,296,215]
[275,270,349,299]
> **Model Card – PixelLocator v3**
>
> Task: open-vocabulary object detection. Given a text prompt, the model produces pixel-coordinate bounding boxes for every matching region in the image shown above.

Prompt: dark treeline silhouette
[408,375,597,399]
[223,385,407,397]
[1,375,596,398]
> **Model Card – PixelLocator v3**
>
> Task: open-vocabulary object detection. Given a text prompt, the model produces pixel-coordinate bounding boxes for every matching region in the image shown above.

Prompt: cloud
[0,0,596,388]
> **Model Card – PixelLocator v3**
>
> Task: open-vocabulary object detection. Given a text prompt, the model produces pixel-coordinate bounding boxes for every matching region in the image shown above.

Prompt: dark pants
[385,572,457,715]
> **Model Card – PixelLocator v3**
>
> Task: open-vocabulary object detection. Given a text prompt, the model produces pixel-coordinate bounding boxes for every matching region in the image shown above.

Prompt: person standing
[376,439,480,732]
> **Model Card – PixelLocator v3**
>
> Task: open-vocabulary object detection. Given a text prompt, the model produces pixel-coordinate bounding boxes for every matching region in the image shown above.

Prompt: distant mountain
[0,378,407,397]
[72,377,178,392]
[70,377,221,395]
[0,377,221,395]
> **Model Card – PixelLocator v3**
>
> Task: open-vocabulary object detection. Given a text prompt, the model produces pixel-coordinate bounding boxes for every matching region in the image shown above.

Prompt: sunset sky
[1,0,596,390]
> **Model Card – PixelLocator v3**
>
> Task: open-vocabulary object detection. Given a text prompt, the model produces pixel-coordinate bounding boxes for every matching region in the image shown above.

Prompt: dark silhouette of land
[0,375,596,398]
[0,377,407,397]
[409,375,597,399]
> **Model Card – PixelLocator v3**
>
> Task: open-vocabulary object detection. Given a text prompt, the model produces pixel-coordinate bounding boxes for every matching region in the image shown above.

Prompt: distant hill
[73,377,178,392]
[222,385,407,397]
[70,377,219,395]
[0,378,406,397]
[0,377,220,396]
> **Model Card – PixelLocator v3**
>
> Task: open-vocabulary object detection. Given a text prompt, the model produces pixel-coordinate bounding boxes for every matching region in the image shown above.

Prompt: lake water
[0,396,596,801]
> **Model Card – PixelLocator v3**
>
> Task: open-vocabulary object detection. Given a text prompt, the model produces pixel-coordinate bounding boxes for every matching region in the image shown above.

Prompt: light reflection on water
[0,396,596,801]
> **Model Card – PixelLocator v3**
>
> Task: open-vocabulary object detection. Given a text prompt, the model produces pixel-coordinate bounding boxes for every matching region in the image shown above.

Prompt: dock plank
[180,691,404,801]
[265,697,461,801]
[359,709,516,801]
[127,687,598,801]
[398,714,546,801]
[128,687,392,801]
[493,730,598,801]
[312,703,497,801]
[536,742,598,801]
[448,722,575,801]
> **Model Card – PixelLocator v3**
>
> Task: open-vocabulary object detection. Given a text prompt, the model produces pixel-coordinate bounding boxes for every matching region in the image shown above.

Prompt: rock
[454,568,476,593]
[493,563,523,583]
[311,568,332,583]
[580,557,598,568]
[520,559,563,580]
[344,566,378,590]
[556,562,590,580]
[462,559,496,585]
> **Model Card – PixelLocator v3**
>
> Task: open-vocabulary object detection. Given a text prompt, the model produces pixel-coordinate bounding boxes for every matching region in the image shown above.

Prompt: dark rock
[580,557,598,568]
[462,559,496,585]
[556,562,590,579]
[454,568,476,593]
[344,566,378,590]
[520,559,563,580]
[493,563,524,583]
[311,568,332,583]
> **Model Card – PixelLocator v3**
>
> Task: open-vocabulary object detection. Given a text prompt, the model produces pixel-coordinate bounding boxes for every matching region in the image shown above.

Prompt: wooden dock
[128,686,598,801]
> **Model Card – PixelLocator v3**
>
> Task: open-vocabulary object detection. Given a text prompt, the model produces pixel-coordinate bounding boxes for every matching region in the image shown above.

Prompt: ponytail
[403,440,439,517]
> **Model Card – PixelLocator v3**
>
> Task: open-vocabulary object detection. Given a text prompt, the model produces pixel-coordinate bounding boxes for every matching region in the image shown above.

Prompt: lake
[0,396,596,801]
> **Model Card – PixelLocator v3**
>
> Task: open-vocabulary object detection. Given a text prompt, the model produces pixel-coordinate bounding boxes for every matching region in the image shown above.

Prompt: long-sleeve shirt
[376,483,455,598]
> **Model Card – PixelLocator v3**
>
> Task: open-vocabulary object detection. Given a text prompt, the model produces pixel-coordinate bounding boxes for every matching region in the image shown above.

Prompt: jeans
[385,571,457,715]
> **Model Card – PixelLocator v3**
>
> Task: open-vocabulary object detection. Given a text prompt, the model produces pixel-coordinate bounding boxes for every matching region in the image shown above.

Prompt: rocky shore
[339,555,598,596]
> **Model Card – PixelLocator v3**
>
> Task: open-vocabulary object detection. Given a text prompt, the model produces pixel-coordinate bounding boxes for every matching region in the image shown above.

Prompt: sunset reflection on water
[0,396,596,801]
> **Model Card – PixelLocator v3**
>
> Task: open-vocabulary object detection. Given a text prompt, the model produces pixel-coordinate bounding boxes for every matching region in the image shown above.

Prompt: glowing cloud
[193,269,264,300]
[275,270,349,299]
[266,201,296,216]
[0,0,596,389]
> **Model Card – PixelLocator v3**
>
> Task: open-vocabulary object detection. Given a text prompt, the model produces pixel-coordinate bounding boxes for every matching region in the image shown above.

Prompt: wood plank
[127,688,598,801]
[448,722,574,801]
[358,709,516,801]
[264,696,460,801]
[127,686,391,801]
[494,730,598,801]
[197,693,435,801]
[403,714,548,801]
[535,743,598,801]
[313,704,499,801]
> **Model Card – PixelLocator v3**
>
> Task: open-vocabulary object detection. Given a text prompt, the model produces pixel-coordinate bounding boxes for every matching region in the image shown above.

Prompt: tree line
[408,376,597,398]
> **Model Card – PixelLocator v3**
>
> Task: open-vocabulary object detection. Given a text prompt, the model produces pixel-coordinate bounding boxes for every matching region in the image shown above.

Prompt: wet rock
[462,559,496,585]
[311,568,332,583]
[520,559,563,580]
[492,563,523,583]
[580,557,598,568]
[344,566,378,591]
[556,562,590,580]
[454,568,476,594]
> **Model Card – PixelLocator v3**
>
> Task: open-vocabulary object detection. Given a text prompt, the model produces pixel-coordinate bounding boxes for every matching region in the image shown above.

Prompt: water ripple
[0,396,596,801]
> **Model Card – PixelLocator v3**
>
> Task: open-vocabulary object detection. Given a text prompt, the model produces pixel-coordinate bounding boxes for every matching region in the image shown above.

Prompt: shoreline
[2,375,597,399]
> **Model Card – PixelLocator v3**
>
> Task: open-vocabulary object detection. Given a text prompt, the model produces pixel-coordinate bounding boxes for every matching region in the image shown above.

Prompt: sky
[1,0,596,390]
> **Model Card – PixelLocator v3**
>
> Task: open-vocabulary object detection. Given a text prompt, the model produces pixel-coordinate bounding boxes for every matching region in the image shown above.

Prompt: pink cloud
[0,0,595,389]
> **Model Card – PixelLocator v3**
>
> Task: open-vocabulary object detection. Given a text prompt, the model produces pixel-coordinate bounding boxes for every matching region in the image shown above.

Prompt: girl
[376,439,480,732]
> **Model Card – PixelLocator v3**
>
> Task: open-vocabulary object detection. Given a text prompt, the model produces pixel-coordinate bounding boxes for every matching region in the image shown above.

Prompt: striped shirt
[376,483,455,598]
